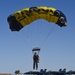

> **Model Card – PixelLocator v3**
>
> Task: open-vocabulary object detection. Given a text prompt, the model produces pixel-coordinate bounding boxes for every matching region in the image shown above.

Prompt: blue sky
[0,0,75,74]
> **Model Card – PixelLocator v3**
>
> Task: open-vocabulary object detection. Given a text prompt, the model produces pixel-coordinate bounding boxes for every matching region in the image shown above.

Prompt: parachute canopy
[7,6,67,31]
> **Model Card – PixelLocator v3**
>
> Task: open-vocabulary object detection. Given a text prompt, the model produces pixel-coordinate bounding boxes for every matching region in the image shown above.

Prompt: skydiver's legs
[35,61,38,70]
[36,62,38,70]
[33,60,38,70]
[33,61,35,69]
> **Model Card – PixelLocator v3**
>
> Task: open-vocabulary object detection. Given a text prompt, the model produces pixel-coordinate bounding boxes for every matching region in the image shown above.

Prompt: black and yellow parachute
[7,6,67,31]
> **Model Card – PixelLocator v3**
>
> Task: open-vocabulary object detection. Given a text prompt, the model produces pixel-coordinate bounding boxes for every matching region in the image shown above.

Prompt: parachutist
[33,52,39,70]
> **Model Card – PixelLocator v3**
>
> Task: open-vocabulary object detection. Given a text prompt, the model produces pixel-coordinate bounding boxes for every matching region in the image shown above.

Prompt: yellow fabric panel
[22,8,29,11]
[49,15,55,22]
[38,6,47,14]
[29,10,39,22]
[39,14,47,20]
[19,20,26,27]
[47,7,56,15]
[48,7,56,11]
[37,6,47,20]
[21,8,29,15]
[21,8,33,26]
[45,7,58,23]
[53,16,59,23]
[29,15,38,23]
[48,15,58,24]
[20,17,29,26]
[46,14,58,23]
[34,13,40,20]
[14,10,22,21]
[21,8,31,24]
[26,16,32,24]
[46,14,51,22]
[14,10,26,26]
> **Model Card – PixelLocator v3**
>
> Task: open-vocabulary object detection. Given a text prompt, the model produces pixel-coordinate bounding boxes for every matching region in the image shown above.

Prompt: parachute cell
[7,6,67,31]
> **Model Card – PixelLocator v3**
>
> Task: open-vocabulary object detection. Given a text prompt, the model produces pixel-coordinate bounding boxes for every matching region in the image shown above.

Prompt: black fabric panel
[7,14,23,31]
[55,10,67,27]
